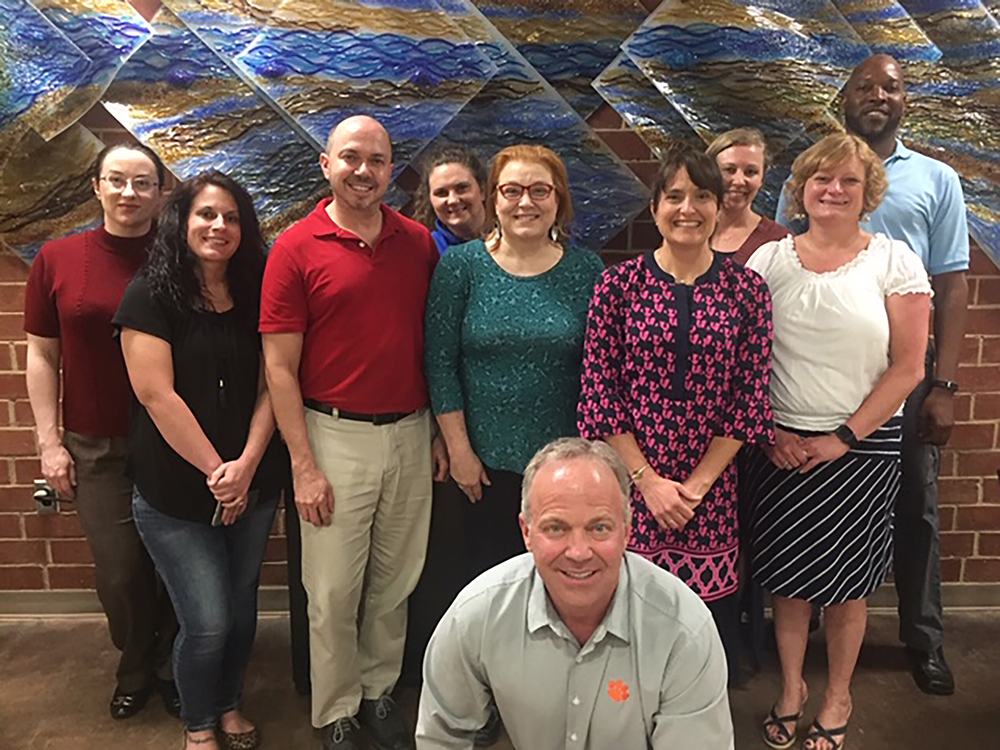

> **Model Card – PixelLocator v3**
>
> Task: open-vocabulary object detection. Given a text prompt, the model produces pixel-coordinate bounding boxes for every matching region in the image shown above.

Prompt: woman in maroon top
[707,128,790,265]
[24,143,178,720]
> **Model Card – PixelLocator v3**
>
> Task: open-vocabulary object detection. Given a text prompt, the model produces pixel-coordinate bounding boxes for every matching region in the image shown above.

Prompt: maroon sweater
[731,216,791,266]
[24,226,151,437]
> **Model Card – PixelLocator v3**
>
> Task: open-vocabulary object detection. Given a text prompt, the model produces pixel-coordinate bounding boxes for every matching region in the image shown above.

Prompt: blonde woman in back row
[707,128,789,265]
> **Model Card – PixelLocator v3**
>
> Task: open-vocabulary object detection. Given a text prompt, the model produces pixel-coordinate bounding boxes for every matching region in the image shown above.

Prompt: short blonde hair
[484,144,573,244]
[706,127,770,169]
[782,133,887,221]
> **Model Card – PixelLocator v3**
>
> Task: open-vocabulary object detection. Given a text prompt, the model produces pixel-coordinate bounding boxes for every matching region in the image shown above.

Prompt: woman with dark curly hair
[412,145,488,255]
[114,171,289,750]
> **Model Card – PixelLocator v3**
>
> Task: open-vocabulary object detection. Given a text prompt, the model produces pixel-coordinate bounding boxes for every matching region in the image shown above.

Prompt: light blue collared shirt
[416,553,733,750]
[774,139,970,276]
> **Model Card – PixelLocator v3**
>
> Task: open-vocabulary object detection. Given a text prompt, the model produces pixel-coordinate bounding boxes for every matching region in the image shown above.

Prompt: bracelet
[629,463,650,483]
[931,378,959,394]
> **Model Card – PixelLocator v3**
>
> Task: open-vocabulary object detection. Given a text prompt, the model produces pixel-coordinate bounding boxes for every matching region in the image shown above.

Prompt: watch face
[835,424,858,447]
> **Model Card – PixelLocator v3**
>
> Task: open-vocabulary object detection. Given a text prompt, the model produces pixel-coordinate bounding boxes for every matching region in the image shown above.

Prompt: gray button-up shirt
[417,552,733,749]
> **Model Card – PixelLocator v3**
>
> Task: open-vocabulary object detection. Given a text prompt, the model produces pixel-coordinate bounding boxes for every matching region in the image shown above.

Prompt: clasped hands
[207,458,254,526]
[764,427,848,473]
[634,471,704,532]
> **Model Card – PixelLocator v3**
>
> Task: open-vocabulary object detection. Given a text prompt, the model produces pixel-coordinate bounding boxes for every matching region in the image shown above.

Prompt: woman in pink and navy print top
[578,143,774,683]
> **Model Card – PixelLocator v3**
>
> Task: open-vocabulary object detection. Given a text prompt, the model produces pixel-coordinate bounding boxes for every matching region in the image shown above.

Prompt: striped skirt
[744,418,902,606]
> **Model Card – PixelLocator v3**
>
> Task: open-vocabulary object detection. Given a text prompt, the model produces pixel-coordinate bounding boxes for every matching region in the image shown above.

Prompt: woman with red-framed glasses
[422,144,603,745]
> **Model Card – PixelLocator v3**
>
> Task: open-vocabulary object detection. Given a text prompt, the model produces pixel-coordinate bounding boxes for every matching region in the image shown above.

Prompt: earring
[550,224,560,242]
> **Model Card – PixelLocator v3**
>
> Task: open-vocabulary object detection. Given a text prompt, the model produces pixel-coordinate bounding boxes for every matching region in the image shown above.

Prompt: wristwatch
[931,379,959,394]
[834,424,860,449]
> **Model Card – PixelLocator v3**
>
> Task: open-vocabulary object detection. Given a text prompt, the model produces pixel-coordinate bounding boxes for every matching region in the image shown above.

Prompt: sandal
[802,719,847,750]
[762,705,803,749]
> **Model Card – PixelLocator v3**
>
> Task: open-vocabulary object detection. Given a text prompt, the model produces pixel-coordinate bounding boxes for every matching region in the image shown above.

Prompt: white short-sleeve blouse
[747,233,932,431]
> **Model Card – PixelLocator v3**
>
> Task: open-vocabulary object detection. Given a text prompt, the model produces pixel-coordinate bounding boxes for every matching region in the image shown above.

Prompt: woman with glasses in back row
[24,144,180,721]
[423,144,604,745]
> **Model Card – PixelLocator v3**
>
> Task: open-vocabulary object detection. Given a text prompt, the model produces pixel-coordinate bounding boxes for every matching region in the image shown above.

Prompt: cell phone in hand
[210,490,260,527]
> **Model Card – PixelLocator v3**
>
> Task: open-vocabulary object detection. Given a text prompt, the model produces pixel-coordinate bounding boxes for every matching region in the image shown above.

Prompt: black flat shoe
[157,678,183,718]
[906,646,955,695]
[110,685,151,720]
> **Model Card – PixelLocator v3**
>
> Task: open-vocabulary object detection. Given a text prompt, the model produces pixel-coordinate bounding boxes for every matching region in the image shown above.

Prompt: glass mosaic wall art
[32,0,151,139]
[0,124,104,261]
[0,0,91,171]
[475,0,648,119]
[1,0,999,265]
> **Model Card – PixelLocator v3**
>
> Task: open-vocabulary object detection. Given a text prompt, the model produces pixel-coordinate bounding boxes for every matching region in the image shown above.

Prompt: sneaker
[474,704,502,747]
[323,716,362,750]
[359,695,413,750]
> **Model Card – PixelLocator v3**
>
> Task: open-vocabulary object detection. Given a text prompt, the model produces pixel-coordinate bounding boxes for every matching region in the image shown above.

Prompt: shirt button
[575,656,582,664]
[572,697,580,706]
[359,242,366,248]
[570,733,578,742]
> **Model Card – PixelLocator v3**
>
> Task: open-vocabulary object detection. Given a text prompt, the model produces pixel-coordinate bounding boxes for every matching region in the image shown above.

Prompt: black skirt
[745,418,902,606]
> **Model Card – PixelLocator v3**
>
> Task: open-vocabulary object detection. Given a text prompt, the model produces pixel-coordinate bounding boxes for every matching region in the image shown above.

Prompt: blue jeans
[133,490,279,730]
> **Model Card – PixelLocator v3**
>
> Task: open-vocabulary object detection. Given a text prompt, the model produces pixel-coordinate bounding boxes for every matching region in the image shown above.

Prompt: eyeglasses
[497,182,555,201]
[100,174,158,194]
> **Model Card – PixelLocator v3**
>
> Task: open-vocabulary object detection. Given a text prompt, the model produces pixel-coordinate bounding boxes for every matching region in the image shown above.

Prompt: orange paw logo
[608,679,630,702]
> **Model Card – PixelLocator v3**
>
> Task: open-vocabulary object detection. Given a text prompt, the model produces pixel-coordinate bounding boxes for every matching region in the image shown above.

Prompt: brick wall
[1,0,998,593]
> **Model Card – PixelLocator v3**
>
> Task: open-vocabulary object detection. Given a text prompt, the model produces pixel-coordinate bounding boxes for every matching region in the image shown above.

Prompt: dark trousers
[65,431,176,693]
[403,466,524,683]
[462,467,526,580]
[706,592,740,686]
[894,348,945,652]
[284,493,312,695]
[133,490,279,730]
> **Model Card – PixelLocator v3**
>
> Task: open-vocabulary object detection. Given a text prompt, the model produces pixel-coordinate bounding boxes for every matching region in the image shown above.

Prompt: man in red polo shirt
[261,115,447,750]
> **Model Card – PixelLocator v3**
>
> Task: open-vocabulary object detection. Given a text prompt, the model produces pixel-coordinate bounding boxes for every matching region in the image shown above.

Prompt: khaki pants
[302,408,432,727]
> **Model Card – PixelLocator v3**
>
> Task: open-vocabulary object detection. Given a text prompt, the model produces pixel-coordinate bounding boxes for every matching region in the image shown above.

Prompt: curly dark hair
[144,171,265,325]
[411,145,487,230]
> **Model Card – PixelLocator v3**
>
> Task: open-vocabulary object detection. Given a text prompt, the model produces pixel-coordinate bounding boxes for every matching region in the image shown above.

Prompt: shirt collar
[433,220,466,247]
[643,249,723,286]
[886,138,912,166]
[526,562,631,646]
[311,198,401,243]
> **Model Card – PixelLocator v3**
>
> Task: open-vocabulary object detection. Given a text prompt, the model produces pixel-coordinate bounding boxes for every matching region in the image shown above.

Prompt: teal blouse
[424,239,605,473]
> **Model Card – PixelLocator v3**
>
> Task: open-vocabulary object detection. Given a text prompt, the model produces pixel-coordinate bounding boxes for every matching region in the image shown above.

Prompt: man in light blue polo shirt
[417,438,733,750]
[776,54,969,696]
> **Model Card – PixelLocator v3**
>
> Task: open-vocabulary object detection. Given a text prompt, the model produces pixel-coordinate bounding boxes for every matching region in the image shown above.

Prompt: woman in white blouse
[745,133,931,750]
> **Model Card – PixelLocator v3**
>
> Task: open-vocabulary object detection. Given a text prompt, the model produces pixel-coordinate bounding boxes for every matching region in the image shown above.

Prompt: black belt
[303,399,415,426]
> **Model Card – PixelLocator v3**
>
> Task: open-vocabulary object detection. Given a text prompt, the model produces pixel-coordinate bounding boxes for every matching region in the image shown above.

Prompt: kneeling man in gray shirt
[417,437,733,750]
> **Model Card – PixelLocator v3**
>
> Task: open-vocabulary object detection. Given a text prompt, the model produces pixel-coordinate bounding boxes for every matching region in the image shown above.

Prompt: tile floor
[1,611,997,749]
